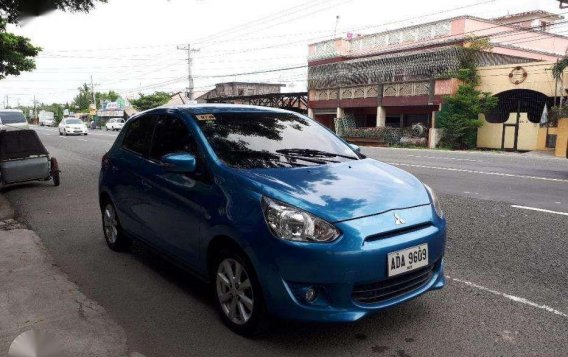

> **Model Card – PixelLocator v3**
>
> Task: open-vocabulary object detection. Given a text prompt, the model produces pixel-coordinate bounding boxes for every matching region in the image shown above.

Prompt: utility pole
[90,75,97,110]
[177,44,199,101]
[334,15,340,37]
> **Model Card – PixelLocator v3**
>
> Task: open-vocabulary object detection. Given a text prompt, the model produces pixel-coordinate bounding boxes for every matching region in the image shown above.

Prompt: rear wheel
[50,157,60,186]
[213,249,269,336]
[101,200,131,251]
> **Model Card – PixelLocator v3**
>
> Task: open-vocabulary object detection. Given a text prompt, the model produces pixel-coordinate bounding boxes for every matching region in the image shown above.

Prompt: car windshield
[0,111,27,124]
[66,119,83,124]
[194,111,359,169]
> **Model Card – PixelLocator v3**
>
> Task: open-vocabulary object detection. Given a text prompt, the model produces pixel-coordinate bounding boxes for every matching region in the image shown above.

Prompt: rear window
[65,119,82,124]
[0,111,27,124]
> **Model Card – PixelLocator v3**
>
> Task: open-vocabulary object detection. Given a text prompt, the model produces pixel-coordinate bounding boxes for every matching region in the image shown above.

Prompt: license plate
[387,244,428,277]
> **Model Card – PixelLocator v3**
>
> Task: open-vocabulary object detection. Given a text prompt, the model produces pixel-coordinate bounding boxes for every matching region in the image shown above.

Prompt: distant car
[59,118,88,136]
[0,109,30,130]
[40,118,56,127]
[105,118,125,131]
[39,111,56,127]
[99,105,446,336]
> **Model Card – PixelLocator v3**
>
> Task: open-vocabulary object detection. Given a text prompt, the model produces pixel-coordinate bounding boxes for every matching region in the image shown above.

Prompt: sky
[0,0,565,106]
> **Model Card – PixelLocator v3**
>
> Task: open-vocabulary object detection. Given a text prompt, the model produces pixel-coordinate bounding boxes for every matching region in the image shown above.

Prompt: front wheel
[213,249,269,336]
[102,201,131,251]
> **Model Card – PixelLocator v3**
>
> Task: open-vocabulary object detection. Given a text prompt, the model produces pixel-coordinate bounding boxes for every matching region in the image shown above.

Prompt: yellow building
[476,61,568,157]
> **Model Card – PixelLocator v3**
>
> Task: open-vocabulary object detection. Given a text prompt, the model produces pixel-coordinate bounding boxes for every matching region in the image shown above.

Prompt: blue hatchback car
[99,104,446,335]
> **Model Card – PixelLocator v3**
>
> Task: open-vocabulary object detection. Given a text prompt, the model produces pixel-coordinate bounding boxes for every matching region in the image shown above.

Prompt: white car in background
[105,118,125,131]
[39,111,56,126]
[59,118,88,136]
[0,109,30,130]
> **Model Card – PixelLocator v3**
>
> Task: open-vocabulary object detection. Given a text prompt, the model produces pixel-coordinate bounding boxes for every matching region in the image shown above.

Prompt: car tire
[51,157,60,186]
[59,130,62,136]
[213,248,269,336]
[101,200,131,251]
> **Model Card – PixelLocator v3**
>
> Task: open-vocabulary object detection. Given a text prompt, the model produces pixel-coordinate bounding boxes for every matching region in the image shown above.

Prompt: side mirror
[348,143,361,153]
[161,153,196,173]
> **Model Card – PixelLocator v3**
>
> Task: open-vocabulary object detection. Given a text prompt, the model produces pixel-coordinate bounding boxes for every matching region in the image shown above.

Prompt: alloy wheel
[216,258,254,325]
[103,204,118,244]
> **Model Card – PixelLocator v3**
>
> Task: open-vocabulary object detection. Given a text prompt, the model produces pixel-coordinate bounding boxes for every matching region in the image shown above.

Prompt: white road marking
[511,205,568,216]
[449,276,568,319]
[388,162,568,183]
[406,154,477,162]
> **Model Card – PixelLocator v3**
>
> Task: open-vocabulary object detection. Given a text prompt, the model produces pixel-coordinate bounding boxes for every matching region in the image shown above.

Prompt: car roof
[160,104,293,115]
[0,109,24,113]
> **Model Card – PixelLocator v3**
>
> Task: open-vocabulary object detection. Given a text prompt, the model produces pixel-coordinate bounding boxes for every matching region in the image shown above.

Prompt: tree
[436,37,498,149]
[1,1,107,24]
[437,85,498,149]
[0,0,106,79]
[0,18,41,79]
[130,92,171,111]
[72,83,92,112]
[96,90,119,104]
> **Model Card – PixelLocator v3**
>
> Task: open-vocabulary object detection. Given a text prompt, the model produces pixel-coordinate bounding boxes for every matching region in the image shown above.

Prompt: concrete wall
[556,118,568,158]
[477,61,560,97]
[517,115,540,151]
[477,113,540,151]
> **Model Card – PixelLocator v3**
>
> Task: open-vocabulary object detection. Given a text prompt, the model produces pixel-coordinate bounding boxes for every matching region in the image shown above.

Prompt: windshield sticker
[196,114,216,121]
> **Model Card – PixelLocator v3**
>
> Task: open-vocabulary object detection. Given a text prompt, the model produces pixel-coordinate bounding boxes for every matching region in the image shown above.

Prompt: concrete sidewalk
[0,198,129,356]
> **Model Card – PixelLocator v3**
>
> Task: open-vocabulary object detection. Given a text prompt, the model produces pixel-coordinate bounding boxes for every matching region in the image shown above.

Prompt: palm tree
[551,57,568,107]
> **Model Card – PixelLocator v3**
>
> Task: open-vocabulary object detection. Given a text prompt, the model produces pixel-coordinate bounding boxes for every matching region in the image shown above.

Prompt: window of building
[386,116,401,128]
[238,89,245,96]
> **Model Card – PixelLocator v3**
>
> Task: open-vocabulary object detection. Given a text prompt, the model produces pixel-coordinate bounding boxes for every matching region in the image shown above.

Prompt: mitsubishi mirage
[98,105,446,335]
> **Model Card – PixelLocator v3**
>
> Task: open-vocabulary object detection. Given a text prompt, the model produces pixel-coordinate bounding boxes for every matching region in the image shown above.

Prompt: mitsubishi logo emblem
[394,212,406,225]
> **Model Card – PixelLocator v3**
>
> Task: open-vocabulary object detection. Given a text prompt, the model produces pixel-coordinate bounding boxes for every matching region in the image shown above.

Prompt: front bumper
[65,128,87,134]
[251,204,446,322]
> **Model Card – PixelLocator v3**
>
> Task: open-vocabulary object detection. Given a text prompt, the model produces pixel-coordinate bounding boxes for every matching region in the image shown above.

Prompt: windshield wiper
[276,148,358,160]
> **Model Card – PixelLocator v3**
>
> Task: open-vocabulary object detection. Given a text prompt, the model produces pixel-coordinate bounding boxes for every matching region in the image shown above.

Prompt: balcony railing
[308,20,452,62]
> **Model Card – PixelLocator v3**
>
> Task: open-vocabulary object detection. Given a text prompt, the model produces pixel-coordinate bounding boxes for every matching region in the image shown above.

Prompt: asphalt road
[3,126,568,357]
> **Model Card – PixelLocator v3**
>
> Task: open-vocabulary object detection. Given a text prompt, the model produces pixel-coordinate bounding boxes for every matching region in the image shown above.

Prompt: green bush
[436,84,498,149]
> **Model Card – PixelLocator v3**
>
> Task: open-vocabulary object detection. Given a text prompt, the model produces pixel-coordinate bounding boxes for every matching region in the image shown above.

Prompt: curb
[0,194,15,221]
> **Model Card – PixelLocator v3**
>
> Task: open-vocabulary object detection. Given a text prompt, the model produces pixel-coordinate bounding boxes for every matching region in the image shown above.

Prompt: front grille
[365,223,433,243]
[352,262,436,304]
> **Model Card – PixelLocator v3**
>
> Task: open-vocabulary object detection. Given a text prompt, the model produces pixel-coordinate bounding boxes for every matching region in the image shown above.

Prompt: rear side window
[122,115,156,156]
[0,111,26,124]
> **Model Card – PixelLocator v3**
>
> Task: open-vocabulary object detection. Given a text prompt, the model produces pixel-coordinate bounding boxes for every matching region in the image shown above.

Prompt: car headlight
[261,196,340,243]
[424,184,443,218]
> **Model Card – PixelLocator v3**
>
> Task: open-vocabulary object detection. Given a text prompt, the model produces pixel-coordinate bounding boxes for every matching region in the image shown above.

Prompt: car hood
[235,158,431,222]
